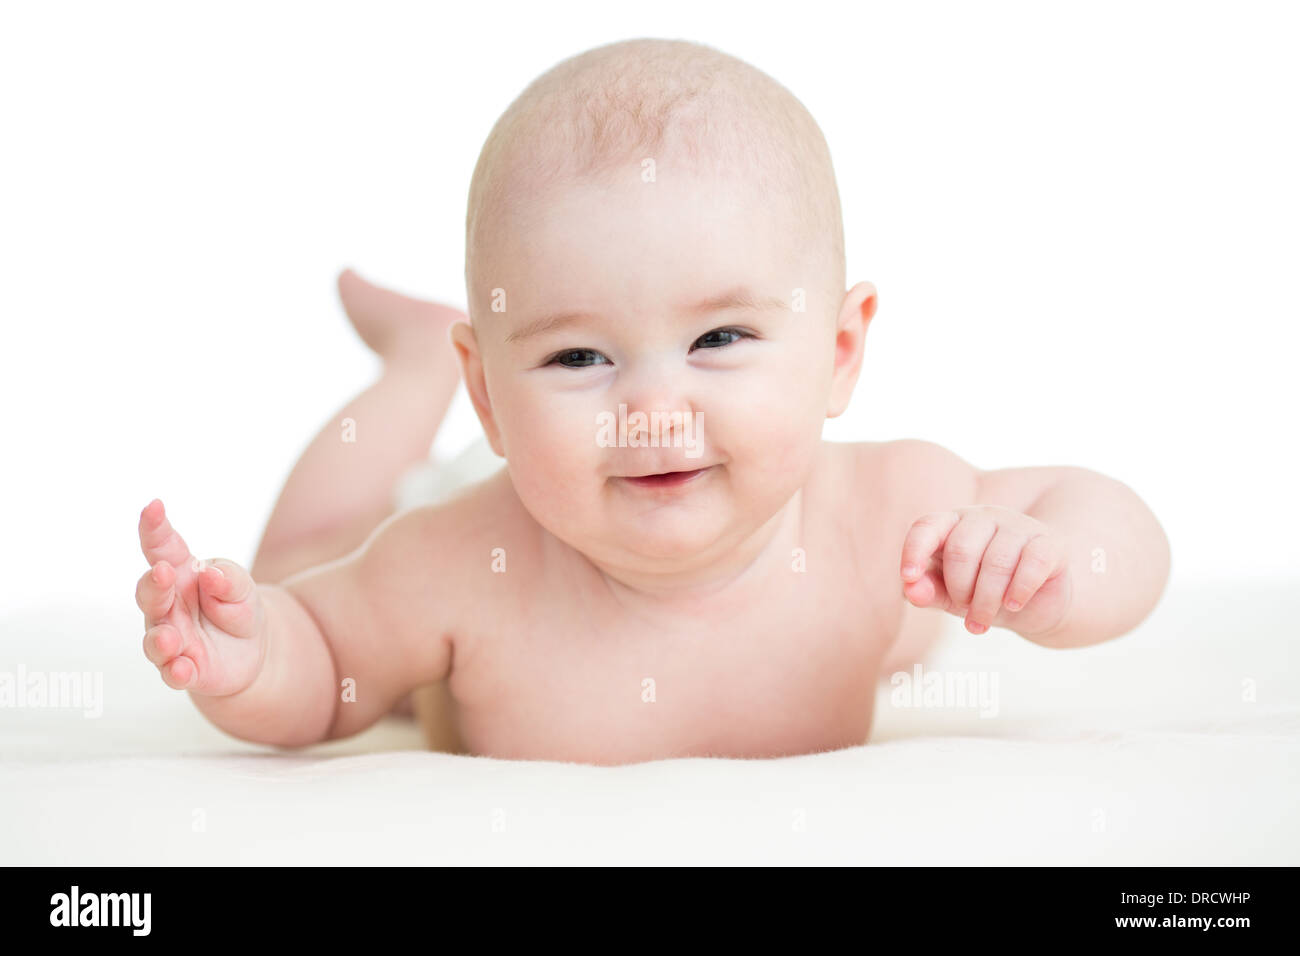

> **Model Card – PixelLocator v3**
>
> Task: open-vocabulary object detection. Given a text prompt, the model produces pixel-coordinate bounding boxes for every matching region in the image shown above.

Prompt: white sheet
[2,578,1296,865]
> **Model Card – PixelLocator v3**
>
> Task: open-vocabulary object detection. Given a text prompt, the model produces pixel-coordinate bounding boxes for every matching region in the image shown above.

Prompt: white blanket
[2,576,1296,865]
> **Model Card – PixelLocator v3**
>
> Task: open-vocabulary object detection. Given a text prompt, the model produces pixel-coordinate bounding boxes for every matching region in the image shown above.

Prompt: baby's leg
[250,270,465,736]
[251,269,463,584]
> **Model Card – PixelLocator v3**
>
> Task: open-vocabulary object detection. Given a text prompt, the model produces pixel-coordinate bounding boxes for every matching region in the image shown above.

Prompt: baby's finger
[195,558,254,602]
[143,622,184,667]
[135,561,176,623]
[138,499,195,571]
[902,566,954,613]
[160,655,197,690]
[940,513,997,609]
[195,559,257,637]
[1003,533,1064,611]
[900,511,961,582]
[965,529,1026,633]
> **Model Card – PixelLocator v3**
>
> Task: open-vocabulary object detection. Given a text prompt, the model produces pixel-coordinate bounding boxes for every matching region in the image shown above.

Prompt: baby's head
[452,38,876,578]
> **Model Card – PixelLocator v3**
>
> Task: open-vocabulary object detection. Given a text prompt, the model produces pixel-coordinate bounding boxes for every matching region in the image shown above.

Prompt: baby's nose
[618,381,697,442]
[620,380,693,430]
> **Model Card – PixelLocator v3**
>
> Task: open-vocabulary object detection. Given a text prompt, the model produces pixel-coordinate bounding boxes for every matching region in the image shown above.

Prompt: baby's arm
[969,460,1170,647]
[135,499,451,747]
[889,441,1170,649]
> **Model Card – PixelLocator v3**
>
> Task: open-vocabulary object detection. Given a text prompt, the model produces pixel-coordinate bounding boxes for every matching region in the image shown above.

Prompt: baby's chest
[451,577,901,764]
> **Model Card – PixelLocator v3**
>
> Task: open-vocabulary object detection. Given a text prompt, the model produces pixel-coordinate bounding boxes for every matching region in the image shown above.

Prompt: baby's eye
[547,348,610,368]
[691,327,753,351]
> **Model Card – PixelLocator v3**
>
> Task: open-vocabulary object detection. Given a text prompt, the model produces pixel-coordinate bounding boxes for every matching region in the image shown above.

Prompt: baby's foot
[336,268,467,365]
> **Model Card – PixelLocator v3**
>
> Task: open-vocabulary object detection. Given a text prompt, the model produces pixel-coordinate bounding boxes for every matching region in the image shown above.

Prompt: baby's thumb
[194,558,258,637]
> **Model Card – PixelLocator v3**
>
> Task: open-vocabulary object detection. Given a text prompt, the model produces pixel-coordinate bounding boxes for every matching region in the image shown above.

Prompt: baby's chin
[522,479,738,566]
[604,511,732,564]
[600,466,733,550]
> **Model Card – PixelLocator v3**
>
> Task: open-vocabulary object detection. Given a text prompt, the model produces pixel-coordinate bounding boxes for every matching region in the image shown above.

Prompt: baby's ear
[448,321,505,457]
[827,281,877,418]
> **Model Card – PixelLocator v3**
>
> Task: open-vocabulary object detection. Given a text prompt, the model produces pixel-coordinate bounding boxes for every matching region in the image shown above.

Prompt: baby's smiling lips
[616,466,713,490]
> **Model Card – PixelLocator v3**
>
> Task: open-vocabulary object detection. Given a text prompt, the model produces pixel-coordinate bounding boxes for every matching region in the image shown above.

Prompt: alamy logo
[49,886,151,936]
[0,665,102,718]
[595,404,703,458]
[889,664,1000,718]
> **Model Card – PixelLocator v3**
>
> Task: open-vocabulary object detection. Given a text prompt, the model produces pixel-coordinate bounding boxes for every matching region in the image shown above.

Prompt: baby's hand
[135,499,265,696]
[899,505,1072,637]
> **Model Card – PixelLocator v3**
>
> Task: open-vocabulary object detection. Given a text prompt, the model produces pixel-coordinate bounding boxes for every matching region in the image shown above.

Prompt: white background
[1,0,1296,615]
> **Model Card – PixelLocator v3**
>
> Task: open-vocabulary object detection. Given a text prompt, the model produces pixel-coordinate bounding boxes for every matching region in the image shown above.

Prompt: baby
[133,38,1170,765]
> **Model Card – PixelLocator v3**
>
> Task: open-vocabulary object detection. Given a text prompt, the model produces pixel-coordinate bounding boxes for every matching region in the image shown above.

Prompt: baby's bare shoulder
[364,468,542,584]
[818,439,980,522]
[877,439,979,503]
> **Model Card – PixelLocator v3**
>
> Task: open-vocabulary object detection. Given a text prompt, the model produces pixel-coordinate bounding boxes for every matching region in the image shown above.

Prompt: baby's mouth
[618,466,712,490]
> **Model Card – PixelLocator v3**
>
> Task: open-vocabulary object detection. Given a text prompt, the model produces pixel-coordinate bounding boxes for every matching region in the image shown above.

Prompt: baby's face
[461,169,845,573]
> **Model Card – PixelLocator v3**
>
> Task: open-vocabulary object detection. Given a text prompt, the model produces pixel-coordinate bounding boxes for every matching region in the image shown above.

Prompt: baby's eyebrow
[682,286,789,317]
[505,286,787,344]
[505,309,597,344]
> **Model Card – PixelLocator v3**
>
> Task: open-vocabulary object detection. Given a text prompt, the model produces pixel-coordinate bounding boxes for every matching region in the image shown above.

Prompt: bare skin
[244,269,943,747]
[249,269,465,585]
[238,269,941,743]
[137,437,955,761]
[133,171,1170,765]
[135,426,1166,764]
[244,269,465,722]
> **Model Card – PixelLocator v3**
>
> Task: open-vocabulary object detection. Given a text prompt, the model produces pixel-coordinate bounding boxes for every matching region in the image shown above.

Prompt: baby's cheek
[503,408,602,516]
[505,445,591,544]
[753,419,819,482]
[501,390,590,462]
[716,376,821,457]
[724,392,823,507]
